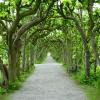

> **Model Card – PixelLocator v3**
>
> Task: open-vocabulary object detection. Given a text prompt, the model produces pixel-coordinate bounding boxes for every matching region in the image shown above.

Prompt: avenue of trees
[0,0,100,93]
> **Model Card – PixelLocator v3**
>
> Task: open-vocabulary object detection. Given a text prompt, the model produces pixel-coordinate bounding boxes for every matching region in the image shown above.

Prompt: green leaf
[61,0,72,4]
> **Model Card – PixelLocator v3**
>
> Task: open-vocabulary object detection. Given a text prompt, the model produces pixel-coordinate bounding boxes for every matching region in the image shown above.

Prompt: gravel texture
[11,56,87,100]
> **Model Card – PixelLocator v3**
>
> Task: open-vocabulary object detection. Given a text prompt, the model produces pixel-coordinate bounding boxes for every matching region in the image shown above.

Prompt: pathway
[11,56,87,100]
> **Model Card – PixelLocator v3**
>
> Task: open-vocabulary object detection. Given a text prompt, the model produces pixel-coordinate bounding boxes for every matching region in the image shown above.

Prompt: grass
[0,66,35,94]
[69,71,100,100]
[81,85,100,100]
[62,63,100,100]
[0,94,9,100]
[0,66,35,100]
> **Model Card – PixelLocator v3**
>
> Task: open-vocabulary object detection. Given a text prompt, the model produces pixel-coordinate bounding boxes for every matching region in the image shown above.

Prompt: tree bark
[85,50,90,78]
[25,54,30,71]
[0,58,9,88]
[22,37,26,71]
[91,34,100,65]
[16,50,21,77]
[75,21,90,78]
[30,46,34,66]
[8,45,17,81]
[62,42,67,65]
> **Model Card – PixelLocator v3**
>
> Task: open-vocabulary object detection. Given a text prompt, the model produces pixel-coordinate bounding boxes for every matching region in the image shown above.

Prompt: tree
[57,0,100,79]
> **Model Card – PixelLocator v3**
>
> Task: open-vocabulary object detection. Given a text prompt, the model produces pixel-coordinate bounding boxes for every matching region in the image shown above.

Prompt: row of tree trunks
[57,0,100,79]
[4,0,56,82]
[88,0,100,78]
[8,34,35,82]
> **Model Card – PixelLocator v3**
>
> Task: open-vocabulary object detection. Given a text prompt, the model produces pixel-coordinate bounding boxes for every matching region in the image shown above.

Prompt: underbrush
[0,66,35,94]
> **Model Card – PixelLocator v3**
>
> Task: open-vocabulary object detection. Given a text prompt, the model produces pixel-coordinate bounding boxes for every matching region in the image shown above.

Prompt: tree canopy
[0,0,100,95]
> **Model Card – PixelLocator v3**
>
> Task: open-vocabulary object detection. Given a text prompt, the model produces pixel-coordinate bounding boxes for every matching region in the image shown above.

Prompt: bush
[0,87,7,94]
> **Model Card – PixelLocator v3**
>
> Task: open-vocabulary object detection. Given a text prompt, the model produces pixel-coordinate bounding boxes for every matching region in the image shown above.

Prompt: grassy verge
[0,94,9,100]
[51,56,100,100]
[69,72,100,100]
[62,63,100,100]
[0,66,35,94]
[81,85,100,100]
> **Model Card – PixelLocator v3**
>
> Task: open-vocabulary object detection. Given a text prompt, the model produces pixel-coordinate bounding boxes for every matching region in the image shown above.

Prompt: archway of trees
[0,0,100,92]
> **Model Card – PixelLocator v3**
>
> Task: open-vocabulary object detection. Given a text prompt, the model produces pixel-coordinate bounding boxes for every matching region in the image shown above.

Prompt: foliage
[69,66,100,100]
[0,0,100,99]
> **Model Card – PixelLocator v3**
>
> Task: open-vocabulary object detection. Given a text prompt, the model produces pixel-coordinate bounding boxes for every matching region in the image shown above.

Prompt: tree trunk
[63,43,67,65]
[30,46,34,66]
[8,45,17,81]
[22,38,26,71]
[67,39,73,67]
[85,50,90,79]
[0,58,9,88]
[91,34,100,78]
[25,54,30,71]
[16,50,21,77]
[94,59,97,79]
[8,33,17,81]
[75,21,90,78]
[91,35,100,65]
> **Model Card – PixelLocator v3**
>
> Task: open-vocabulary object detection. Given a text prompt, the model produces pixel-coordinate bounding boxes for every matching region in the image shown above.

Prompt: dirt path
[11,56,87,100]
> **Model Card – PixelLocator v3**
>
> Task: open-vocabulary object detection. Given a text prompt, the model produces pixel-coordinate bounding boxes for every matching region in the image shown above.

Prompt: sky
[94,3,100,8]
[0,0,3,2]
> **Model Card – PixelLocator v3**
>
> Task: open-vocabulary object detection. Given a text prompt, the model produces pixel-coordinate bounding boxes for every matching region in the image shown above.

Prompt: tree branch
[57,2,74,20]
[13,0,57,45]
[57,1,89,51]
[20,0,35,8]
[0,19,7,30]
[19,0,41,19]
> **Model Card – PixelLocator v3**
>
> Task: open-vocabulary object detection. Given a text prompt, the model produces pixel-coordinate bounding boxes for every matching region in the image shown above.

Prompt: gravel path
[11,56,87,100]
